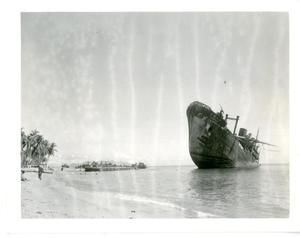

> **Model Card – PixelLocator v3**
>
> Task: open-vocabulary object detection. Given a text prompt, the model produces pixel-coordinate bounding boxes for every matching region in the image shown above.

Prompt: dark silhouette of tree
[21,129,57,167]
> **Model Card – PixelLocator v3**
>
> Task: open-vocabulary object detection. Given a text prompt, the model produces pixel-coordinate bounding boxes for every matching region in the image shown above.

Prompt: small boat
[84,167,101,172]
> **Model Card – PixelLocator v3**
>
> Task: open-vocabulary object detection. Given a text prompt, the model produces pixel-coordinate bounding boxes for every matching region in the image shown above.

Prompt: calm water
[60,164,289,218]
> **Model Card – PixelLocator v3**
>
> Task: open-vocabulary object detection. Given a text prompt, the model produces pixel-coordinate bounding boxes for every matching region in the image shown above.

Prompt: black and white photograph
[20,12,289,219]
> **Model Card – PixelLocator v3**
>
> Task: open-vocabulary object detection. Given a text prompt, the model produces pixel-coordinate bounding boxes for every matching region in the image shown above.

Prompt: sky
[21,12,289,165]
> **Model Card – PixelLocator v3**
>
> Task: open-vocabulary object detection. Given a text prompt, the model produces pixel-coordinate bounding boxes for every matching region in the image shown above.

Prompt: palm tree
[30,134,42,164]
[44,142,57,164]
[21,128,27,151]
[47,143,57,158]
[26,130,40,163]
[21,128,28,167]
[21,129,57,167]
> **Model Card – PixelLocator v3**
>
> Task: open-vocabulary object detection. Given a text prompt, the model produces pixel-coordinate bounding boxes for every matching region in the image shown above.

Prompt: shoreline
[21,171,213,218]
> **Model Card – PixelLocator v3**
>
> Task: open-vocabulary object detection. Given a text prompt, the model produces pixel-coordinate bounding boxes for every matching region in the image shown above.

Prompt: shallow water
[59,164,289,218]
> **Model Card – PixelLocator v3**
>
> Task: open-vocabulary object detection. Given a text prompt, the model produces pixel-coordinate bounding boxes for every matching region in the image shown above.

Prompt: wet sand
[21,171,210,218]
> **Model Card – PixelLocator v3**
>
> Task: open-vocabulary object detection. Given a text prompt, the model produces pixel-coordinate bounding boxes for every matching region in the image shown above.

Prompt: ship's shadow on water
[186,166,289,218]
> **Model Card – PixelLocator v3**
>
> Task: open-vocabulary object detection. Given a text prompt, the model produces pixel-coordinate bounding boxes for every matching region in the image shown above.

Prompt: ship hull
[187,101,259,169]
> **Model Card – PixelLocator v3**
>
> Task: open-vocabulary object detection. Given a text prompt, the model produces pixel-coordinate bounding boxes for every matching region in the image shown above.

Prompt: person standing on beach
[21,170,27,181]
[38,165,44,180]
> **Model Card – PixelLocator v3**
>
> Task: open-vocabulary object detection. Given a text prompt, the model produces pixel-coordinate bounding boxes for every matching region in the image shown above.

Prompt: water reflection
[187,167,274,217]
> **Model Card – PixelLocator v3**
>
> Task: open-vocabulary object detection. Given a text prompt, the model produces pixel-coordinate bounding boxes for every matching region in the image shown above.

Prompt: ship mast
[225,114,240,135]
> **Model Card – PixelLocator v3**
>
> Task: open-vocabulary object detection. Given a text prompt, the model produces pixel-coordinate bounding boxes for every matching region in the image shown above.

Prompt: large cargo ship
[187,101,274,168]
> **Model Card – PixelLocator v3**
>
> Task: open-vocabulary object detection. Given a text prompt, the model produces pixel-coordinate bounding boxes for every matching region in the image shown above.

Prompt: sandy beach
[21,171,212,218]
